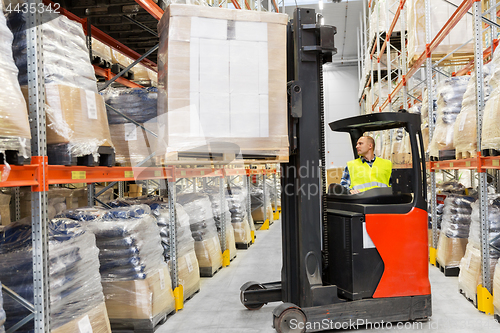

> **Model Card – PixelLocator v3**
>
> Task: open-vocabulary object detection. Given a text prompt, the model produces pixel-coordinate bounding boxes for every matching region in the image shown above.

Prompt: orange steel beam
[174,168,224,179]
[272,0,279,13]
[0,165,39,188]
[378,0,405,60]
[43,0,158,71]
[230,0,242,9]
[134,0,164,21]
[455,39,499,76]
[380,0,474,112]
[93,65,144,88]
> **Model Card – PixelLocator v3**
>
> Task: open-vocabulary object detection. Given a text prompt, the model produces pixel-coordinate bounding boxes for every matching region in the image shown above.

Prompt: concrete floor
[157,219,498,333]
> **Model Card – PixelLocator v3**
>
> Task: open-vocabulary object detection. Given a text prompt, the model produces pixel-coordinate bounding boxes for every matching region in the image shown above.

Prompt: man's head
[356,136,375,157]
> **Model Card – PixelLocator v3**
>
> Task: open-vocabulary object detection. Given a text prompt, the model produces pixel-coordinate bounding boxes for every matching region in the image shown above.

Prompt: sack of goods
[7,5,114,163]
[0,283,5,333]
[177,193,223,276]
[481,46,500,154]
[0,8,30,160]
[494,260,500,316]
[201,187,237,260]
[429,77,470,158]
[0,218,111,333]
[103,87,159,166]
[227,186,253,245]
[454,63,495,158]
[59,205,175,323]
[157,5,289,160]
[266,177,281,211]
[458,194,500,304]
[0,192,11,227]
[420,90,437,152]
[251,183,273,223]
[436,194,476,269]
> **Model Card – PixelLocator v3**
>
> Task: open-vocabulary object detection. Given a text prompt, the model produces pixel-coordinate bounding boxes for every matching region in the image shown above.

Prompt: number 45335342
[4,2,61,14]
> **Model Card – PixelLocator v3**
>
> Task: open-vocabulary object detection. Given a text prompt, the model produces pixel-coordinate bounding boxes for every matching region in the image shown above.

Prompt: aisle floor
[157,219,498,333]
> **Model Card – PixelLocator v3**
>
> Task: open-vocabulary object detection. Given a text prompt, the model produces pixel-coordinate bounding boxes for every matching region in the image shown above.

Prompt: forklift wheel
[273,308,306,333]
[240,283,265,310]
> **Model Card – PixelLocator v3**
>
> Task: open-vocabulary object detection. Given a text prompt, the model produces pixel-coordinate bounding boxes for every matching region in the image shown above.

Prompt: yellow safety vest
[347,157,392,192]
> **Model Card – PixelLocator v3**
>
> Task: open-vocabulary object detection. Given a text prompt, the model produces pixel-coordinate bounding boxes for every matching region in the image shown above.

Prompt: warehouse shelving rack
[359,0,500,316]
[0,0,284,331]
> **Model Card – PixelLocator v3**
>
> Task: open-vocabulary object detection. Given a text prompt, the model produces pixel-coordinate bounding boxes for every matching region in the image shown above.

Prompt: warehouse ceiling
[53,0,362,66]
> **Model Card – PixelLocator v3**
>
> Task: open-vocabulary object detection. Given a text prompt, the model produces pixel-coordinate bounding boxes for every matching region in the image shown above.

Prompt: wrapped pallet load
[157,5,289,161]
[420,88,437,152]
[177,193,223,276]
[458,194,500,305]
[201,187,237,261]
[481,47,500,155]
[407,0,473,64]
[251,182,273,224]
[0,218,111,333]
[436,194,475,272]
[60,205,175,329]
[369,0,400,40]
[92,38,113,66]
[0,192,11,226]
[454,63,495,159]
[494,260,500,318]
[7,7,114,165]
[428,76,469,159]
[0,7,30,165]
[227,185,253,246]
[0,283,4,333]
[103,87,159,166]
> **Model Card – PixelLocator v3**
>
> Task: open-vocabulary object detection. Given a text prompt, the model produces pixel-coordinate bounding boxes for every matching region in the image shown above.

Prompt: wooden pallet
[184,288,200,303]
[109,308,171,333]
[0,150,30,165]
[199,265,222,277]
[47,144,115,166]
[409,52,474,68]
[482,149,500,157]
[236,241,252,250]
[111,63,135,80]
[157,152,287,166]
[435,260,460,277]
[456,149,477,160]
[459,287,477,307]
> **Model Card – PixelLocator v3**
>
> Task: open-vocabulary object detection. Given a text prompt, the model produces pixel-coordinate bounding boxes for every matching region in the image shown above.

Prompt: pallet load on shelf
[226,185,253,247]
[0,192,10,226]
[110,50,158,86]
[157,4,289,161]
[0,218,112,333]
[92,38,113,68]
[59,205,175,330]
[454,61,496,159]
[369,0,400,41]
[436,194,475,275]
[481,46,500,156]
[0,7,30,165]
[7,7,114,166]
[458,194,500,305]
[391,128,412,165]
[494,260,500,320]
[0,283,4,333]
[202,187,237,260]
[420,88,437,152]
[429,76,470,160]
[177,193,223,277]
[251,182,273,224]
[379,130,392,160]
[407,0,473,65]
[266,177,281,213]
[102,87,159,166]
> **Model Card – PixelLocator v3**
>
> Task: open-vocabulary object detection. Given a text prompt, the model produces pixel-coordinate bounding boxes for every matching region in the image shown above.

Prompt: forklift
[240,8,431,333]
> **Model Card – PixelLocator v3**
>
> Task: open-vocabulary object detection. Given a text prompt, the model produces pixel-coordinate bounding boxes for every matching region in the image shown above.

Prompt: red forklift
[240,7,431,333]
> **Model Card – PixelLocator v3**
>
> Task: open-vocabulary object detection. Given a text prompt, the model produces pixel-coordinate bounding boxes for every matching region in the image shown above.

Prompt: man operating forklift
[340,136,392,194]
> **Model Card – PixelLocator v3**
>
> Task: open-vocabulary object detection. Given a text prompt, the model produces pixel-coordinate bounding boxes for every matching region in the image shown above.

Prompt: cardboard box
[194,235,223,271]
[178,250,201,301]
[233,221,252,244]
[0,192,11,226]
[109,122,158,166]
[251,203,273,222]
[102,265,175,320]
[157,5,289,159]
[326,168,344,187]
[52,302,111,333]
[436,232,468,268]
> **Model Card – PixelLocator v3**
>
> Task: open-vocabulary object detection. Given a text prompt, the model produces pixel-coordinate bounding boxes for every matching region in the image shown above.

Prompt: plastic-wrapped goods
[59,205,176,321]
[407,0,473,64]
[0,283,4,333]
[481,47,500,152]
[201,187,237,260]
[226,186,252,245]
[110,50,158,84]
[103,87,158,124]
[0,8,30,159]
[177,249,201,301]
[454,64,494,157]
[109,122,158,166]
[266,177,281,211]
[92,38,112,64]
[157,5,289,159]
[494,260,500,315]
[369,0,400,40]
[436,194,475,268]
[251,184,273,223]
[458,243,482,304]
[429,77,470,158]
[0,218,111,332]
[379,130,392,160]
[177,193,223,275]
[420,89,437,152]
[0,192,11,226]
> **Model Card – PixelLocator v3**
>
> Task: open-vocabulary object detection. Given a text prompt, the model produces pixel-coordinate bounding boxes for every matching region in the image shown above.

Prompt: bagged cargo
[481,47,500,152]
[0,218,111,332]
[157,4,288,159]
[494,260,500,316]
[226,186,252,245]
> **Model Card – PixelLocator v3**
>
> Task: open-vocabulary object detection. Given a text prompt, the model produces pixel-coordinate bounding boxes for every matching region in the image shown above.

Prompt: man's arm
[340,166,351,190]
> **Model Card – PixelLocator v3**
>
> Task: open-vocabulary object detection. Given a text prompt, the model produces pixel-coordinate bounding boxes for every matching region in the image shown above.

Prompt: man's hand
[350,189,361,194]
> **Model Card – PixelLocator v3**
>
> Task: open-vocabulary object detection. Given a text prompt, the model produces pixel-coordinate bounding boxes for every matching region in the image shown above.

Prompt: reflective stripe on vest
[347,157,392,193]
[352,181,389,191]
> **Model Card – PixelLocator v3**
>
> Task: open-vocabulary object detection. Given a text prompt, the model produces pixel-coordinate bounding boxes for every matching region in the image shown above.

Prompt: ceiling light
[319,0,324,10]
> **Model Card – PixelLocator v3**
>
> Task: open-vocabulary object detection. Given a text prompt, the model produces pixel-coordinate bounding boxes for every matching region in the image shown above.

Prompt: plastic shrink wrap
[454,63,494,157]
[429,76,469,158]
[265,177,281,211]
[59,205,175,321]
[420,89,437,152]
[0,283,4,333]
[8,8,114,160]
[110,50,158,84]
[201,187,237,260]
[494,260,500,315]
[251,183,273,223]
[0,218,111,332]
[368,0,400,40]
[157,5,289,159]
[226,186,252,245]
[436,194,475,268]
[481,47,500,152]
[0,8,30,159]
[177,193,223,276]
[92,38,112,64]
[407,0,473,63]
[0,192,11,226]
[458,194,500,304]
